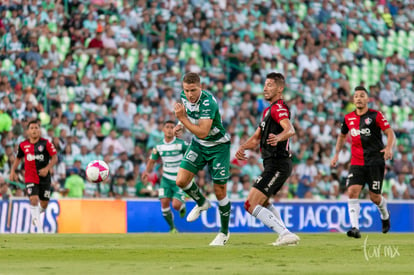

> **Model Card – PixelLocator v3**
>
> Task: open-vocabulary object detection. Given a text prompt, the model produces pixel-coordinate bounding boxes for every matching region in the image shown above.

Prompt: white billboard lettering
[0,201,60,233]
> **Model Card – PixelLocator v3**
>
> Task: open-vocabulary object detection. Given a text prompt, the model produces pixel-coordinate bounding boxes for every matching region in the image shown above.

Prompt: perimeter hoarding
[1,199,413,233]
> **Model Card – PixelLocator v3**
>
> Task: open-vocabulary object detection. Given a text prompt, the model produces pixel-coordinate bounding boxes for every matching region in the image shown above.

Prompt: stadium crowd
[0,0,413,201]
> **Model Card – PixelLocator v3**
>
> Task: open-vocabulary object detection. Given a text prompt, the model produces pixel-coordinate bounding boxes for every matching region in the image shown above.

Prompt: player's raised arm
[266,118,295,146]
[174,102,212,139]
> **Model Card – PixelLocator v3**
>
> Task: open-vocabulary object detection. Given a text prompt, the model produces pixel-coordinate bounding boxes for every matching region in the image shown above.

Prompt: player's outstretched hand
[381,147,393,161]
[141,171,149,182]
[235,147,247,160]
[330,154,339,167]
[173,124,184,138]
[174,103,187,121]
[9,171,18,182]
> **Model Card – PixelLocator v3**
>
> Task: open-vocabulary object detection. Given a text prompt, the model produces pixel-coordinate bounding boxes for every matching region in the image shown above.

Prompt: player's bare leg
[172,198,186,219]
[176,168,210,222]
[347,185,362,238]
[369,192,390,233]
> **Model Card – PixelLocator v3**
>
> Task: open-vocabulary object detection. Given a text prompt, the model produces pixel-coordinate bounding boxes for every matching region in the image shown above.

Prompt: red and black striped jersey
[259,99,291,160]
[341,109,390,166]
[17,138,57,184]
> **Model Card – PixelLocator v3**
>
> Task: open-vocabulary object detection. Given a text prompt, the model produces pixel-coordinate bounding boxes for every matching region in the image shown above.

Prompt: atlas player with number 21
[9,119,58,233]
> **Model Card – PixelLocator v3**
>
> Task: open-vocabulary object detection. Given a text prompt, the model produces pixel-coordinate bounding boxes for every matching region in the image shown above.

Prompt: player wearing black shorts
[10,119,58,233]
[331,86,395,238]
[235,72,299,246]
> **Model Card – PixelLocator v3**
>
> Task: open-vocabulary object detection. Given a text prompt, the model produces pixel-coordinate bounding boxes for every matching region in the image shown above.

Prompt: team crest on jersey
[365,117,372,125]
[38,145,44,152]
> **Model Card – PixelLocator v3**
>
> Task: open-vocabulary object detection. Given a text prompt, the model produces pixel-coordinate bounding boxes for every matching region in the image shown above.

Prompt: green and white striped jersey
[180,90,230,147]
[150,137,188,181]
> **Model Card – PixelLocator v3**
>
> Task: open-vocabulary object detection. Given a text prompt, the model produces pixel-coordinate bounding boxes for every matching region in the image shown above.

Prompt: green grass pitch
[1,233,413,274]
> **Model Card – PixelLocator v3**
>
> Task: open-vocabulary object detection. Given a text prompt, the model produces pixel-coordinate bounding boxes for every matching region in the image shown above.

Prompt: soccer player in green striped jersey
[174,72,231,246]
[142,121,187,233]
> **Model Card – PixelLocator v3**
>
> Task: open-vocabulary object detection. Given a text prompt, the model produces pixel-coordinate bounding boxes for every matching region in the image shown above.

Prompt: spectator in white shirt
[113,19,137,49]
[101,28,118,56]
[102,130,126,156]
[238,35,255,61]
[80,128,99,152]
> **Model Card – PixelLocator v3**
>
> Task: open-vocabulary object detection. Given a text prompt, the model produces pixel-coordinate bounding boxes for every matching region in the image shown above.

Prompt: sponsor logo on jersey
[27,154,45,161]
[350,128,371,137]
[202,99,210,106]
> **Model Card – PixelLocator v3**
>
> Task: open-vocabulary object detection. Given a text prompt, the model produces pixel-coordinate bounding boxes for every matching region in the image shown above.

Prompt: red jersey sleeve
[270,103,289,123]
[375,111,391,131]
[46,140,57,156]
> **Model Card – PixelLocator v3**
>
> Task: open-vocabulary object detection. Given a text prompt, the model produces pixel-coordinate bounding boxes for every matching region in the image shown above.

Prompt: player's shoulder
[344,111,357,120]
[272,99,289,110]
[19,139,30,146]
[200,90,217,104]
[368,108,383,116]
[271,99,289,113]
[175,138,186,144]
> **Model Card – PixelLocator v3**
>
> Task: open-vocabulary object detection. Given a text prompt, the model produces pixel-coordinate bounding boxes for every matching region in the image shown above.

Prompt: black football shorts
[346,165,385,194]
[253,158,292,197]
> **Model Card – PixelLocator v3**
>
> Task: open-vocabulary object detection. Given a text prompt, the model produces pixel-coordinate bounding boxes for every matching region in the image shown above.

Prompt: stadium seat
[61,37,71,49]
[67,87,76,101]
[141,48,149,62]
[50,36,60,47]
[1,59,13,72]
[38,35,50,54]
[118,47,126,56]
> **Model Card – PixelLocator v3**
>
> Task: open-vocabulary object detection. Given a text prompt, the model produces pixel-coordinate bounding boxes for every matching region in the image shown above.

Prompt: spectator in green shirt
[63,168,85,198]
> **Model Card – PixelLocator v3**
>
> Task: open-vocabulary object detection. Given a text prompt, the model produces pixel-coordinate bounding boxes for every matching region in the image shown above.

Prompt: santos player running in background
[331,86,395,238]
[174,72,231,246]
[9,119,58,233]
[142,120,187,233]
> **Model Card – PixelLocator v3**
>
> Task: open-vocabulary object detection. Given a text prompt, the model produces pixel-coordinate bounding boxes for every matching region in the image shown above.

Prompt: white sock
[161,207,171,214]
[30,205,40,227]
[182,182,193,190]
[218,197,230,206]
[252,205,287,234]
[266,204,290,236]
[348,199,360,229]
[39,206,46,214]
[377,196,389,220]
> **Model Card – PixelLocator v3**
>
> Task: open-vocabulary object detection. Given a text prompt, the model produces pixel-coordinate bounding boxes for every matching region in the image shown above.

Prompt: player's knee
[369,193,381,204]
[175,178,186,188]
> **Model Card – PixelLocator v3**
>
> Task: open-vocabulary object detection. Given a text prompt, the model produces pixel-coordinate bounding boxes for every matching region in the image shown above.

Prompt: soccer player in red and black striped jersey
[9,119,58,233]
[331,86,395,238]
[236,72,300,246]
